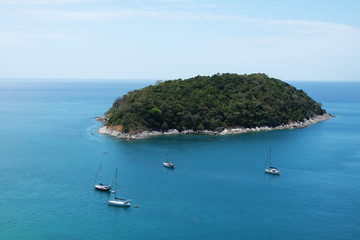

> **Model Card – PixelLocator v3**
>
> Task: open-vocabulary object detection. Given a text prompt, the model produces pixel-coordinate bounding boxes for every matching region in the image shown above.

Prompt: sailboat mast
[114,168,118,189]
[115,168,119,198]
[264,147,272,169]
[94,163,103,185]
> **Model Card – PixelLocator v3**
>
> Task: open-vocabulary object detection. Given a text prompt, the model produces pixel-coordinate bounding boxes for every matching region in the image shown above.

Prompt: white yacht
[94,164,111,191]
[264,147,280,175]
[107,168,131,207]
[163,150,174,168]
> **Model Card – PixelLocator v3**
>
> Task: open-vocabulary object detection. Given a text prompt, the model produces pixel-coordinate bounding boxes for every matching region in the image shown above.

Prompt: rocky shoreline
[96,113,333,140]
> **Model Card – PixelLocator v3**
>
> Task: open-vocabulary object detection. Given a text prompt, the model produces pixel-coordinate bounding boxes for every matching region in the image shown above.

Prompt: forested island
[98,73,332,139]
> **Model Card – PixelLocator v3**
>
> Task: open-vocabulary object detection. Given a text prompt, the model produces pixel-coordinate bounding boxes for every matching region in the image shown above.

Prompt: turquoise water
[0,80,359,239]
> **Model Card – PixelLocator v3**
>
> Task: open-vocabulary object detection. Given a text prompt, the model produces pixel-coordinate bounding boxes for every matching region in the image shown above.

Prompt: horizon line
[0,77,359,82]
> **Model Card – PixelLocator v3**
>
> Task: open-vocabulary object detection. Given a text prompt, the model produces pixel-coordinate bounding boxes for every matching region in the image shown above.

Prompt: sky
[0,0,360,81]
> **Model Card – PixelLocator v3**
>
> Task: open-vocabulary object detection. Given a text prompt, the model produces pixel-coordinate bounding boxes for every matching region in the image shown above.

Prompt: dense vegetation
[105,73,326,133]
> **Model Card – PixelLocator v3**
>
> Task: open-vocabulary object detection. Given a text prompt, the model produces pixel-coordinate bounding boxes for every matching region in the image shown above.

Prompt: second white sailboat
[107,168,131,207]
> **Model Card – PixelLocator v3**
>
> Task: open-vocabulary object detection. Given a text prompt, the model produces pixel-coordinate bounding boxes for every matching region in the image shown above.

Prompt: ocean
[0,80,359,239]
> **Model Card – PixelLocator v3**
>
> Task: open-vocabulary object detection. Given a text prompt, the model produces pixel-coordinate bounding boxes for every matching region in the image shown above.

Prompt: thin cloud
[19,8,360,38]
[19,9,197,22]
[0,0,104,4]
[135,0,194,2]
[0,30,86,42]
[267,19,360,35]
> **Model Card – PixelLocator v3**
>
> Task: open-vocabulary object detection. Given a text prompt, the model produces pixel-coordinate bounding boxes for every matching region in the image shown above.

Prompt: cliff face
[104,73,327,134]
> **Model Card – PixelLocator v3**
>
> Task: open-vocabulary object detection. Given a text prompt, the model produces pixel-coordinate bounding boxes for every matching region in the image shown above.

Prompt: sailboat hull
[108,200,131,207]
[94,184,111,191]
[163,162,174,168]
[265,169,280,175]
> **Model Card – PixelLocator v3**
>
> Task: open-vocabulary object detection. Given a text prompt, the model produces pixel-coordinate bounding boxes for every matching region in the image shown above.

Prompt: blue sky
[0,0,359,81]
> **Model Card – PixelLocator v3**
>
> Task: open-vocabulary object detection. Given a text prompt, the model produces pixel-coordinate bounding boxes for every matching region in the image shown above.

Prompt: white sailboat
[264,147,280,175]
[163,150,174,169]
[108,168,131,207]
[94,164,111,191]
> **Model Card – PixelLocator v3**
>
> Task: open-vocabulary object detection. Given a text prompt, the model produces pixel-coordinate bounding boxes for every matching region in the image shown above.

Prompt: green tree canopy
[105,73,327,133]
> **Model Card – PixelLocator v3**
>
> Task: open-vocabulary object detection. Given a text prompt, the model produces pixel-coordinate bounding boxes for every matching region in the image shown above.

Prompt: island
[97,73,332,140]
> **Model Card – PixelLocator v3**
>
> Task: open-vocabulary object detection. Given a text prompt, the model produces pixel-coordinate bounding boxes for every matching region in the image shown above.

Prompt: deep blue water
[0,80,359,239]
